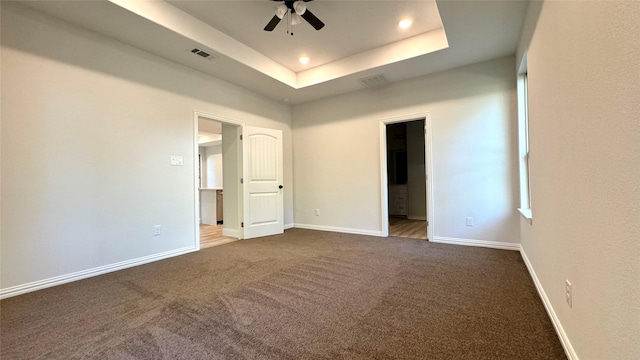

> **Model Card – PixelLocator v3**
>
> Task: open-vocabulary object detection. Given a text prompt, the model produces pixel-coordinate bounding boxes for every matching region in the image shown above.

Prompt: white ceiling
[19,0,528,105]
[198,118,222,146]
[167,0,443,73]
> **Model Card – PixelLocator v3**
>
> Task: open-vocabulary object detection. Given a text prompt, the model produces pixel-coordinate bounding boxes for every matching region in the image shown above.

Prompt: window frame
[517,59,533,223]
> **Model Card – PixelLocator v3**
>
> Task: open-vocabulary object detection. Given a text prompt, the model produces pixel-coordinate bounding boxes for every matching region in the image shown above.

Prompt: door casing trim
[193,111,245,249]
[379,113,434,241]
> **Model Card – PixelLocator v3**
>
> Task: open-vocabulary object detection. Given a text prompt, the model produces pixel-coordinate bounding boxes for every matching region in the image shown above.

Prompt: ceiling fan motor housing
[264,0,324,32]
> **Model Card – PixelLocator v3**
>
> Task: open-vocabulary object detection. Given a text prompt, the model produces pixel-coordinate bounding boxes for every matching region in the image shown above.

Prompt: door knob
[279,185,284,189]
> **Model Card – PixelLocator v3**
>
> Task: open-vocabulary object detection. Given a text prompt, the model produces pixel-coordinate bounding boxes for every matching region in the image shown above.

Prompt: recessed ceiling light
[398,18,413,29]
[298,56,310,65]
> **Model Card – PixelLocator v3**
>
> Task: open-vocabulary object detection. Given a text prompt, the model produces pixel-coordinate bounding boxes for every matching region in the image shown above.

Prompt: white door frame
[193,111,244,250]
[379,113,434,240]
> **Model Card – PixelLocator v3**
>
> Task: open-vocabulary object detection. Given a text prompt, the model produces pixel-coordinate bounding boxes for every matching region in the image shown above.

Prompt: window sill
[518,208,533,224]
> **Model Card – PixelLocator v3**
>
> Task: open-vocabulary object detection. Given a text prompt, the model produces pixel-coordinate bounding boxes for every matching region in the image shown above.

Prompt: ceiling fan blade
[301,9,324,30]
[264,15,281,31]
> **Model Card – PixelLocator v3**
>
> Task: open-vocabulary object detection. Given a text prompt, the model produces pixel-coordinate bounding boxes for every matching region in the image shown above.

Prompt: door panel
[248,193,278,225]
[242,126,284,239]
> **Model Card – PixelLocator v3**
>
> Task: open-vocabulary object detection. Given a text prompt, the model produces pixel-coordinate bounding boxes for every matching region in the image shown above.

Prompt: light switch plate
[170,156,183,166]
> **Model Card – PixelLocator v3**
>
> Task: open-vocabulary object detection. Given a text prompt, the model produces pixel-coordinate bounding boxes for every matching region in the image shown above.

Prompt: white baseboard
[284,223,294,230]
[293,223,385,237]
[222,228,241,238]
[520,249,578,360]
[408,216,428,221]
[0,246,197,300]
[431,236,521,251]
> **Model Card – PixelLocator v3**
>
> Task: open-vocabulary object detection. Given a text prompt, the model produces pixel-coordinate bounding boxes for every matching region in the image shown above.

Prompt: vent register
[357,74,391,89]
[189,48,219,61]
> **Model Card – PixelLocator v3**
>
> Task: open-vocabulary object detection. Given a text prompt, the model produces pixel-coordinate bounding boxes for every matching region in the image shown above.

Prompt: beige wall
[292,56,520,243]
[0,3,292,294]
[519,1,640,358]
[205,145,223,188]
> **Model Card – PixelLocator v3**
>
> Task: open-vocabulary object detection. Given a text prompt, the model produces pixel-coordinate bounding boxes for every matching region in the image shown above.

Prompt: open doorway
[195,113,243,249]
[387,120,427,240]
[194,113,285,248]
[380,115,434,241]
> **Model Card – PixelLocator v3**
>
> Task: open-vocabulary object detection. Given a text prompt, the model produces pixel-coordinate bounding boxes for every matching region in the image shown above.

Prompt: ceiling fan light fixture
[264,0,325,32]
[293,1,307,15]
[275,4,288,19]
[398,18,413,29]
[291,13,302,26]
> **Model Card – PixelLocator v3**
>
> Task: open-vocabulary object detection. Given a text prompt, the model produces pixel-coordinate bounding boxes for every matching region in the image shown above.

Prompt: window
[518,61,532,222]
[523,74,531,206]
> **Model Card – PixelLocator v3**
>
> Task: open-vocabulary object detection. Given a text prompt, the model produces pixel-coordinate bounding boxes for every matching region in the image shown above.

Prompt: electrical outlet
[565,280,573,308]
[153,225,162,236]
[466,217,474,226]
[315,209,320,216]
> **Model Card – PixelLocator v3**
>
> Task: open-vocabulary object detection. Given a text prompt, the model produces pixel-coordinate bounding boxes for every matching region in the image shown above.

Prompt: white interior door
[242,126,284,239]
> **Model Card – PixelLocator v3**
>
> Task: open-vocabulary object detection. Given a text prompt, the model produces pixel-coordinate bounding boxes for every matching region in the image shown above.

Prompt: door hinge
[240,135,243,140]
[240,178,244,184]
[426,221,429,226]
[241,222,244,228]
[424,126,427,135]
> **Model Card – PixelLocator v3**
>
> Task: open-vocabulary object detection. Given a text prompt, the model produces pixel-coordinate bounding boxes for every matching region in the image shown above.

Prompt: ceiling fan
[264,0,325,32]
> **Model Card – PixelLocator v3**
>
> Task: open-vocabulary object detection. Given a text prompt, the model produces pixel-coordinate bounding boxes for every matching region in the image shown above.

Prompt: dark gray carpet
[1,229,565,359]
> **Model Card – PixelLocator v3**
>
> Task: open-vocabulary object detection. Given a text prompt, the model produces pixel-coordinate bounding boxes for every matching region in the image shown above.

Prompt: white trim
[193,111,245,127]
[520,249,579,360]
[424,118,435,241]
[379,121,389,237]
[518,207,533,224]
[517,70,532,211]
[407,216,427,221]
[294,223,385,237]
[379,113,434,241]
[193,111,246,245]
[193,114,201,250]
[431,236,521,251]
[0,246,197,300]
[222,228,241,238]
[284,223,294,230]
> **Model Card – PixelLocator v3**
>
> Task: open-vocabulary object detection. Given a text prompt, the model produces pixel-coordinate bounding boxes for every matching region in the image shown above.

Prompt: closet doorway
[380,114,434,241]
